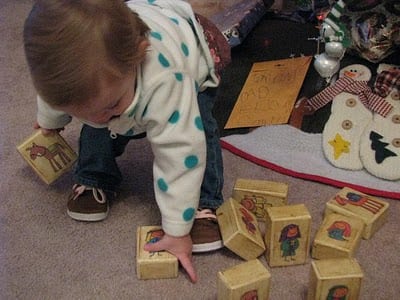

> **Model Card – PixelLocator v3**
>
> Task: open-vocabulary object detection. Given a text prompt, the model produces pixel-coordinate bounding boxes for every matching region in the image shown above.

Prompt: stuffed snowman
[360,64,400,180]
[308,64,393,170]
[321,65,373,169]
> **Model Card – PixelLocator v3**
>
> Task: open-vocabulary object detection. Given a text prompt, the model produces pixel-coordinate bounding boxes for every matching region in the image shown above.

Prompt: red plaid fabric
[308,76,393,117]
[374,69,400,97]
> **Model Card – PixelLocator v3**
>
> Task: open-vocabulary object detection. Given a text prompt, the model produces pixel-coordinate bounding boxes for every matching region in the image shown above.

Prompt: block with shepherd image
[264,204,311,267]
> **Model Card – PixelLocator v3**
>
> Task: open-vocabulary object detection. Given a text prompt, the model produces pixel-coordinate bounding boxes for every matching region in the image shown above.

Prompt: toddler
[23,0,230,282]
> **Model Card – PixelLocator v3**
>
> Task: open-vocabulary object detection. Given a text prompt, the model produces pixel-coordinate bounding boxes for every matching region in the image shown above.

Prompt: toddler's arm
[37,95,72,130]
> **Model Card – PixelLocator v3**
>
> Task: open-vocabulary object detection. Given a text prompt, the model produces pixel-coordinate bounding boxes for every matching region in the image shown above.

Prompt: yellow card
[225,56,312,129]
[17,130,77,184]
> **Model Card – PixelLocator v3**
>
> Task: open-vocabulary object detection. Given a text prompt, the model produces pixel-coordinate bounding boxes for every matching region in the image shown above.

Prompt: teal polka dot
[183,207,195,221]
[125,129,134,136]
[195,116,203,131]
[157,178,168,192]
[158,53,170,68]
[168,110,180,124]
[148,0,156,4]
[142,105,148,117]
[128,106,137,118]
[150,31,162,41]
[175,73,183,81]
[185,155,198,169]
[170,18,179,25]
[181,43,189,56]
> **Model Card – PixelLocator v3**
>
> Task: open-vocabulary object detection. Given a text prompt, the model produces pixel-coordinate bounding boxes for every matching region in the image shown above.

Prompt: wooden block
[232,178,288,220]
[307,258,363,300]
[17,130,77,184]
[217,259,271,300]
[216,198,265,260]
[311,213,364,260]
[136,226,178,280]
[324,187,389,239]
[264,204,311,267]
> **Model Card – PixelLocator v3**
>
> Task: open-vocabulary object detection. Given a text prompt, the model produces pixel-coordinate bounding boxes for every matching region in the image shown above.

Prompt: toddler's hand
[34,122,64,136]
[143,233,197,283]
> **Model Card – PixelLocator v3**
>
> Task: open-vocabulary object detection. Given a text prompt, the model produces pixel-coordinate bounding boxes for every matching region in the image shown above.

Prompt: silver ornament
[325,41,345,58]
[320,23,335,39]
[314,52,340,79]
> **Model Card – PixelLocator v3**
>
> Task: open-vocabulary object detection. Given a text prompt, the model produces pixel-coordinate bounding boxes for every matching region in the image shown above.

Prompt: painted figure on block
[335,191,384,214]
[326,285,349,300]
[145,228,165,257]
[327,221,352,241]
[239,207,257,234]
[279,224,301,261]
[26,142,72,172]
[240,289,258,300]
[240,194,272,218]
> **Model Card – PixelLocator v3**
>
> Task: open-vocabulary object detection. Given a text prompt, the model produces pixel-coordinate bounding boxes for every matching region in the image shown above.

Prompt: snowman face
[339,64,372,81]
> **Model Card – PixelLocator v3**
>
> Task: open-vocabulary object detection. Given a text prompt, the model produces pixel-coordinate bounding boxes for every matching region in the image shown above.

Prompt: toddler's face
[57,72,136,125]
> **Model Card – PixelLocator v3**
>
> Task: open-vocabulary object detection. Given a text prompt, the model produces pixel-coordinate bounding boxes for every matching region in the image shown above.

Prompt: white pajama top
[36,0,219,237]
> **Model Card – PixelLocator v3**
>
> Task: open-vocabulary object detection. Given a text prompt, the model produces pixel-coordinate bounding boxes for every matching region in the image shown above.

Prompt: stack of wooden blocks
[134,177,389,299]
[216,179,389,300]
[308,186,389,299]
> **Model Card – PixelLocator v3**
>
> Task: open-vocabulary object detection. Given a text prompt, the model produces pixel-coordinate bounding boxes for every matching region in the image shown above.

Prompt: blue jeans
[74,88,224,209]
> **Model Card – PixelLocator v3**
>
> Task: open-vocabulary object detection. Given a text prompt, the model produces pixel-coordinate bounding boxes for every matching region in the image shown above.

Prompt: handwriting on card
[225,56,312,129]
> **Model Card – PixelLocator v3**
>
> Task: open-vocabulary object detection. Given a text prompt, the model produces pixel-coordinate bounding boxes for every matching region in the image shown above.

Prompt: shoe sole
[67,208,109,222]
[192,240,224,253]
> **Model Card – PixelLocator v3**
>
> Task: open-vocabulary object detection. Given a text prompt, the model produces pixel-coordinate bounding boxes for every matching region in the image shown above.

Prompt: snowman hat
[322,0,351,47]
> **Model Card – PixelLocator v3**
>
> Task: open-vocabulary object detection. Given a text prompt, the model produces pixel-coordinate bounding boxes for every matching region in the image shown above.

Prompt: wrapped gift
[208,0,267,47]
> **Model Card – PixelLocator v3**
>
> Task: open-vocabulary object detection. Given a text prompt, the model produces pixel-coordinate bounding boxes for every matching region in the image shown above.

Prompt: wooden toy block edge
[308,258,363,300]
[17,130,77,184]
[216,198,266,260]
[136,226,178,280]
[264,204,312,267]
[311,213,364,260]
[234,178,289,198]
[217,259,271,300]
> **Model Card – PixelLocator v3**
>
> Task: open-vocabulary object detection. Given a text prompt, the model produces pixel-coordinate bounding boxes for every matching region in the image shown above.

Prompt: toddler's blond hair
[24,0,149,106]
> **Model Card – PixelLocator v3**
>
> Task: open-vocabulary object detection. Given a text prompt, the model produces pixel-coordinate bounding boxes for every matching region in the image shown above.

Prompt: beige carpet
[1,1,400,299]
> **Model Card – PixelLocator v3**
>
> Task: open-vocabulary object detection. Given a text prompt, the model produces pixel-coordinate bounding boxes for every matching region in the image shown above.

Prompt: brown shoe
[67,184,112,222]
[191,209,223,253]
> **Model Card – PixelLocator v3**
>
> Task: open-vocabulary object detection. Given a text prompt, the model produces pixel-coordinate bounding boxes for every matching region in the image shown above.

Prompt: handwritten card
[224,56,312,129]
